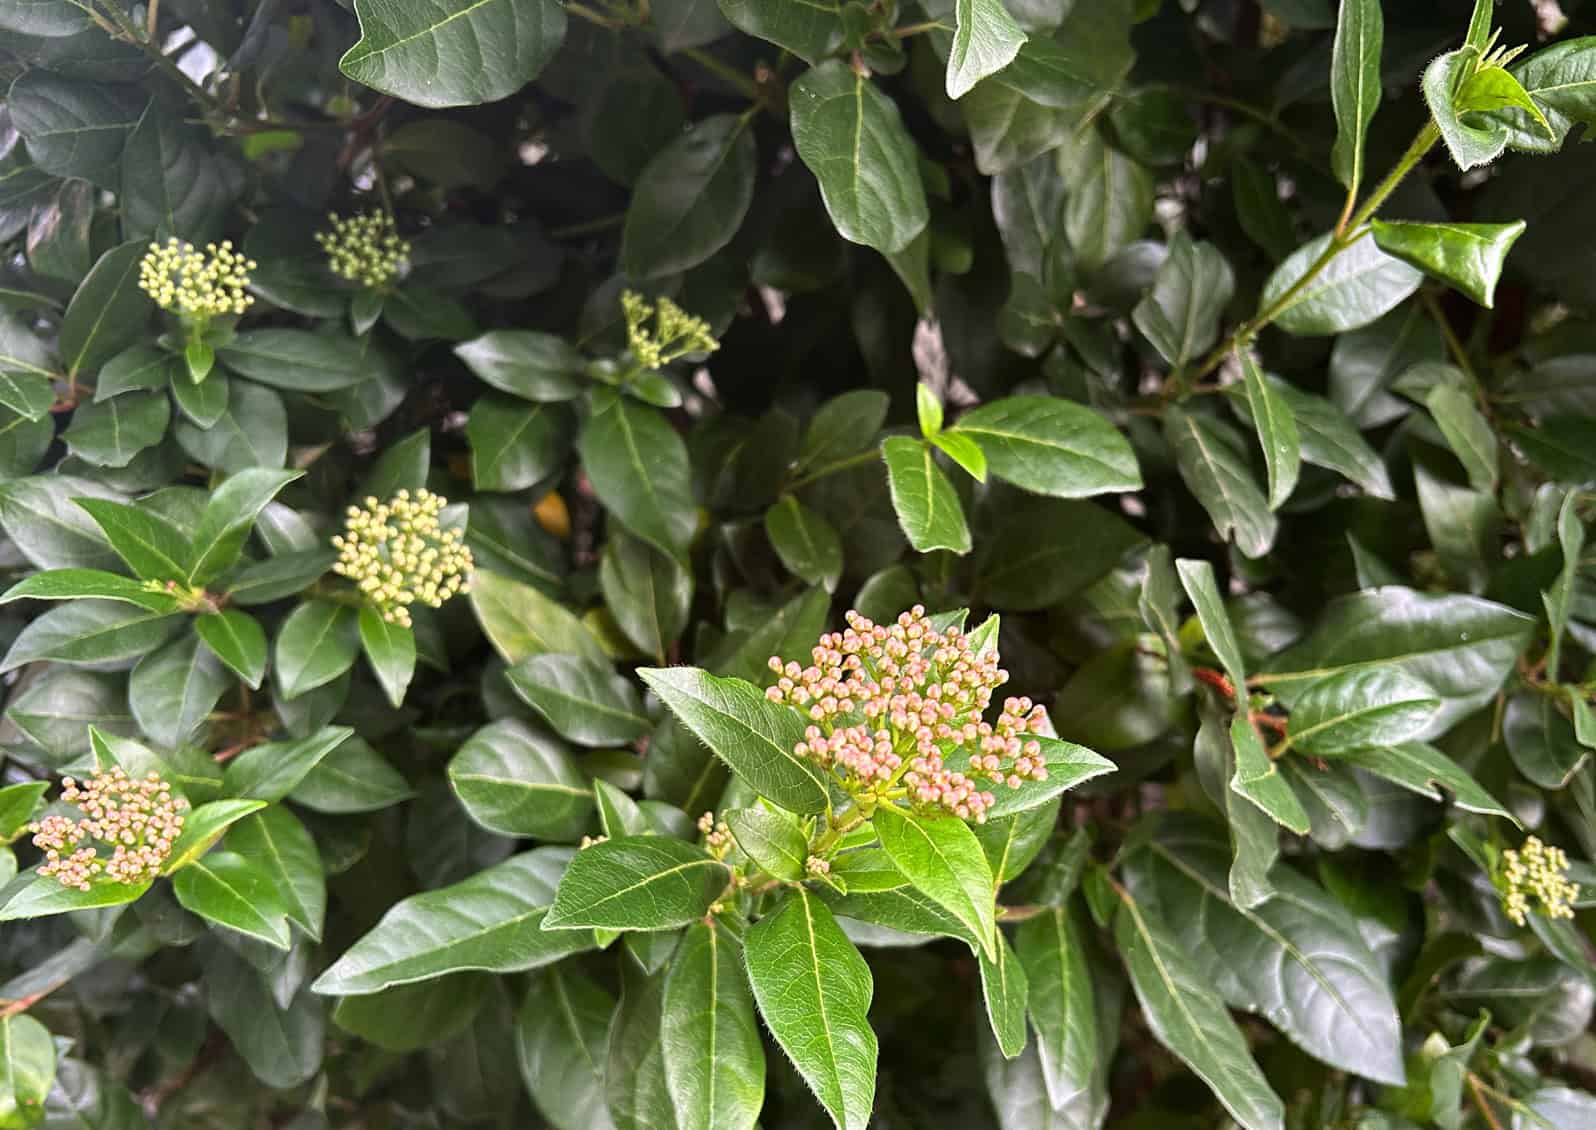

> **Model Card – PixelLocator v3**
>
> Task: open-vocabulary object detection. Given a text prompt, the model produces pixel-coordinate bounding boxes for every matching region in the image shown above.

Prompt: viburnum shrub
[6,0,1596,1128]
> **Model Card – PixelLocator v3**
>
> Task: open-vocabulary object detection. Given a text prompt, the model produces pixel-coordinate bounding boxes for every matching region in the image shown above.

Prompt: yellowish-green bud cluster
[1499,835,1581,926]
[331,488,473,628]
[316,211,410,289]
[622,290,719,370]
[138,238,255,319]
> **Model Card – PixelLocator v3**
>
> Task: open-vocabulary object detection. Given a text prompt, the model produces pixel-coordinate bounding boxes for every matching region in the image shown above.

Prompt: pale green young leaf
[1370,219,1526,309]
[744,889,877,1130]
[872,805,996,960]
[725,806,808,880]
[880,436,971,555]
[947,0,1026,100]
[661,923,766,1130]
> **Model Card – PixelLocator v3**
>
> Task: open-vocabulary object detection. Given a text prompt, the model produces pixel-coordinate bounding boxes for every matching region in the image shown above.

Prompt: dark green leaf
[515,967,614,1130]
[765,495,843,592]
[979,930,1030,1058]
[188,468,301,585]
[469,567,607,666]
[953,395,1140,497]
[0,568,180,612]
[600,527,693,663]
[128,632,230,749]
[274,600,360,699]
[1260,231,1423,337]
[449,719,592,840]
[356,605,415,708]
[508,652,650,746]
[0,599,184,672]
[622,114,757,279]
[227,806,325,939]
[1112,878,1285,1130]
[193,610,267,689]
[579,390,697,560]
[454,330,584,402]
[544,836,729,931]
[1330,0,1382,194]
[790,61,929,254]
[1287,668,1442,755]
[340,0,567,108]
[1165,408,1276,559]
[313,849,586,994]
[7,71,135,186]
[217,329,375,391]
[1239,353,1301,508]
[1131,233,1235,367]
[59,241,147,375]
[62,391,168,468]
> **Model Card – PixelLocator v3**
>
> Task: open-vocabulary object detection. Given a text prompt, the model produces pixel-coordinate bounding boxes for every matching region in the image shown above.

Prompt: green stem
[1145,82,1311,153]
[566,1,624,28]
[1187,121,1441,385]
[811,806,870,859]
[681,48,764,102]
[786,446,882,490]
[889,19,950,38]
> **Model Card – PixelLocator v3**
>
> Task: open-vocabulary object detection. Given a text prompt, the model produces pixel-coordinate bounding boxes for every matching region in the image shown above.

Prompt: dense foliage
[3,0,1596,1127]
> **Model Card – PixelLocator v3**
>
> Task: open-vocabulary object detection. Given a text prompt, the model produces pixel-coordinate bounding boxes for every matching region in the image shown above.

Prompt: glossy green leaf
[62,391,168,468]
[1063,129,1154,273]
[1330,0,1382,194]
[1260,231,1423,337]
[1165,409,1276,559]
[789,61,929,254]
[340,0,566,109]
[0,599,184,672]
[453,330,584,402]
[274,600,360,699]
[979,930,1030,1058]
[358,605,415,708]
[600,526,693,663]
[0,1014,55,1127]
[196,609,268,689]
[947,0,1027,100]
[1126,816,1405,1086]
[640,665,828,814]
[313,849,587,995]
[1339,740,1511,819]
[952,395,1140,498]
[579,390,697,561]
[1370,219,1525,308]
[1016,904,1098,1108]
[1423,383,1498,491]
[661,923,765,1130]
[288,736,414,814]
[622,114,757,279]
[469,567,606,666]
[1497,35,1596,152]
[543,836,729,931]
[203,944,324,1089]
[515,967,615,1130]
[508,652,649,746]
[744,888,877,1130]
[880,436,970,554]
[0,874,151,920]
[224,726,355,804]
[173,850,291,948]
[1503,691,1590,789]
[765,495,843,592]
[1112,878,1285,1130]
[946,736,1115,820]
[1264,587,1534,730]
[0,567,179,612]
[1176,557,1247,689]
[1239,353,1301,508]
[1287,668,1442,755]
[161,798,268,873]
[174,377,287,471]
[226,806,325,939]
[128,631,230,749]
[725,806,807,881]
[9,72,135,188]
[73,497,193,580]
[1131,233,1235,367]
[873,805,996,960]
[448,718,593,841]
[1231,715,1310,835]
[217,329,375,391]
[1266,377,1395,498]
[187,468,301,585]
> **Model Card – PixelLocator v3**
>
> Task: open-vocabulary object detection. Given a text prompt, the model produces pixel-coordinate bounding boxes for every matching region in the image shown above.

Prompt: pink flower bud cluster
[764,606,1050,823]
[27,769,189,891]
[698,811,732,858]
